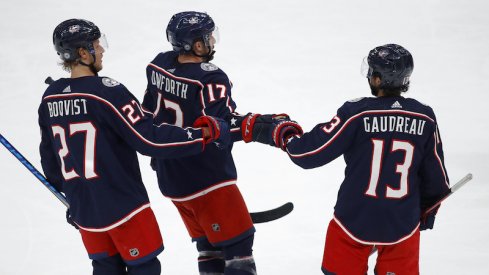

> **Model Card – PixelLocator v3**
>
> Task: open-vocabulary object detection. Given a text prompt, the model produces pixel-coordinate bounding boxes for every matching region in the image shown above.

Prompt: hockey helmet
[362,44,414,89]
[166,11,218,52]
[53,19,102,62]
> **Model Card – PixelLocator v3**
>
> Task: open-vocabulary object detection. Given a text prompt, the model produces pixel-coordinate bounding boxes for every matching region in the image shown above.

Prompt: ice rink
[1,0,488,274]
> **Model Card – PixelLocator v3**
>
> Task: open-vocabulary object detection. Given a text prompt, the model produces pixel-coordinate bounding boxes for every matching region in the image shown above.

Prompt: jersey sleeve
[285,104,357,169]
[141,89,156,116]
[99,85,206,159]
[200,72,242,141]
[38,104,64,192]
[419,122,451,210]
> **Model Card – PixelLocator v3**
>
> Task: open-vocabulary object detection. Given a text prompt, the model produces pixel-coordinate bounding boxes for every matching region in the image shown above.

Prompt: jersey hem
[333,215,419,245]
[77,203,151,232]
[167,180,237,202]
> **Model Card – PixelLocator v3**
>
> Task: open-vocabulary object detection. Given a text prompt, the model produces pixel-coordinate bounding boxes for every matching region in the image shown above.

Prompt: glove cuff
[241,113,261,143]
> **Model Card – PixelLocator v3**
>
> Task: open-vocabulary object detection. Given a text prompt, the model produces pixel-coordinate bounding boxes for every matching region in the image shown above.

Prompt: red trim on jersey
[78,203,151,232]
[288,110,435,158]
[432,132,449,187]
[43,93,203,147]
[147,63,208,116]
[333,215,419,245]
[166,179,237,202]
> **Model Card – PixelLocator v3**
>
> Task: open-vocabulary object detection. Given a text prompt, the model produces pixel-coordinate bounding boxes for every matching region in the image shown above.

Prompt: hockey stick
[422,173,473,217]
[1,132,293,223]
[370,173,473,256]
[43,76,294,223]
[250,202,294,223]
[0,133,69,207]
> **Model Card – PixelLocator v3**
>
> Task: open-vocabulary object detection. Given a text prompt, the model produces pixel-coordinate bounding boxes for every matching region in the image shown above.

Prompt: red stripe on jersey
[43,93,203,148]
[432,132,449,187]
[288,110,435,158]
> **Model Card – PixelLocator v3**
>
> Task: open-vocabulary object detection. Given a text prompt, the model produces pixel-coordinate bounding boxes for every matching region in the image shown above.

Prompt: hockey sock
[92,254,127,275]
[126,257,161,275]
[223,235,256,275]
[225,256,257,275]
[197,238,225,274]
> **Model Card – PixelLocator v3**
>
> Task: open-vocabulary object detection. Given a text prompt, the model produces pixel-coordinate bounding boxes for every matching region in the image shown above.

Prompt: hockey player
[141,11,298,275]
[247,44,451,274]
[39,19,230,275]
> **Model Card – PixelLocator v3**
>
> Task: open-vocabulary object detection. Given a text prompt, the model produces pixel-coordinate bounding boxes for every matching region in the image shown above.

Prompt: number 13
[365,139,414,199]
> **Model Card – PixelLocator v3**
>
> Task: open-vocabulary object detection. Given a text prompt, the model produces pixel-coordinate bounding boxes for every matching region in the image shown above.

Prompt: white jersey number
[51,122,98,180]
[365,139,414,199]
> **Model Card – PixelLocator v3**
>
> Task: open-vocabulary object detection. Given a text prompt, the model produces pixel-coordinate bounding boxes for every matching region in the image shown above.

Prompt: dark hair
[376,73,410,95]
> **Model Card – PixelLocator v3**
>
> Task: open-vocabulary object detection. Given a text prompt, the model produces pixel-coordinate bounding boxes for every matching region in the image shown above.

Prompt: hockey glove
[248,116,303,150]
[420,205,439,231]
[235,113,291,143]
[272,120,303,151]
[193,116,231,149]
[66,209,79,230]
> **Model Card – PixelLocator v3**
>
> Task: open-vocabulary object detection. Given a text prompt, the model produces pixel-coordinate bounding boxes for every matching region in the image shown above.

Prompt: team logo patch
[201,63,218,72]
[187,17,199,24]
[348,97,365,103]
[129,248,140,257]
[68,25,80,33]
[102,77,120,87]
[212,223,221,232]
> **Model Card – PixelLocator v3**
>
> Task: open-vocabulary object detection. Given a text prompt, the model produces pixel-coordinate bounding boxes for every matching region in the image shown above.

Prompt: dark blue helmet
[53,19,101,61]
[166,11,215,52]
[366,44,414,89]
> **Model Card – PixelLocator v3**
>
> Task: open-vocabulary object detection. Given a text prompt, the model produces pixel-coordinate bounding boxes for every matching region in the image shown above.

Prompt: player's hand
[420,205,439,231]
[237,113,290,143]
[193,116,231,149]
[271,120,303,151]
[66,209,79,230]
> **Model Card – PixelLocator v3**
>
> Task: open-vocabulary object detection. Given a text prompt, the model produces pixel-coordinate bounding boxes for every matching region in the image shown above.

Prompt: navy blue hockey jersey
[285,96,450,244]
[143,51,241,199]
[39,76,206,230]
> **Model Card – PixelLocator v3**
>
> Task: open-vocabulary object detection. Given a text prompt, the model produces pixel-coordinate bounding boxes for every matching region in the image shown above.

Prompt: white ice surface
[1,0,488,274]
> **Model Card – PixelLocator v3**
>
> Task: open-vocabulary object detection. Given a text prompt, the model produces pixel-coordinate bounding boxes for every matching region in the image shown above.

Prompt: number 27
[51,122,98,181]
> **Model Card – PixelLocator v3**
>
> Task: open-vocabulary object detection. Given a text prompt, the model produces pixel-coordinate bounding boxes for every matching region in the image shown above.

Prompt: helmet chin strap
[192,46,215,62]
[79,47,99,76]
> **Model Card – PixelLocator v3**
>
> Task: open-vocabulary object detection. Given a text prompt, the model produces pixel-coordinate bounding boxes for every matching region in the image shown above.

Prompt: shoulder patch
[102,77,120,87]
[201,63,219,72]
[347,97,365,103]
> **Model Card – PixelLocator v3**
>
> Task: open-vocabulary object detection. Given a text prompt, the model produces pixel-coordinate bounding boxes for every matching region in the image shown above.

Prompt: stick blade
[250,202,294,224]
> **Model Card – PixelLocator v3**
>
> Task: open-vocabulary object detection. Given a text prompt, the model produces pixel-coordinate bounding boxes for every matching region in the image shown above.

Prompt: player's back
[287,95,449,243]
[39,76,150,229]
[144,51,237,198]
